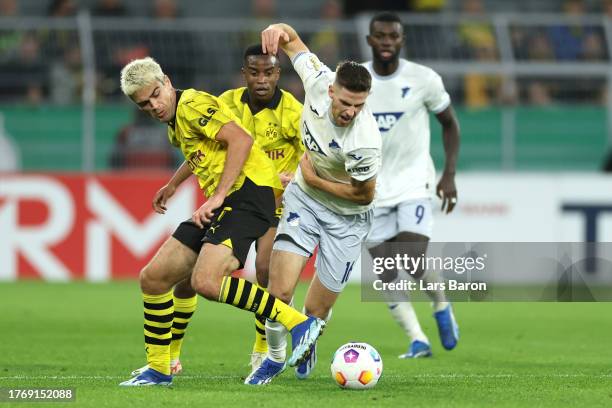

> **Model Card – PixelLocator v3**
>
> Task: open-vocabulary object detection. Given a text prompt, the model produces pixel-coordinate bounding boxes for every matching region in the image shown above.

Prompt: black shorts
[172,177,276,267]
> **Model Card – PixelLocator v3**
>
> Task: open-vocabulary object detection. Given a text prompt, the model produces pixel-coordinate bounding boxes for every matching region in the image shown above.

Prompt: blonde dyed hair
[120,57,165,96]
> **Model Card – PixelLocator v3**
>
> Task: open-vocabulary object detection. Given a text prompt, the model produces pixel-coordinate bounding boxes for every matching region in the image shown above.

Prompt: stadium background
[2,0,612,281]
[0,0,610,406]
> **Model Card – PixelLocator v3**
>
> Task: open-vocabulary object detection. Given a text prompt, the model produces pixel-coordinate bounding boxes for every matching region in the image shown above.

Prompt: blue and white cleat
[119,368,172,386]
[244,358,285,385]
[398,340,433,359]
[434,304,460,350]
[288,316,325,367]
[295,343,317,379]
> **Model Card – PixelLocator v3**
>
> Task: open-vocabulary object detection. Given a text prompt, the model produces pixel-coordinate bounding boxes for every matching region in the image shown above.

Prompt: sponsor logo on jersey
[287,212,300,226]
[348,166,370,174]
[373,112,404,132]
[198,107,218,127]
[266,148,285,160]
[302,122,326,156]
[187,149,205,170]
[401,87,411,98]
[309,104,320,116]
[347,152,363,161]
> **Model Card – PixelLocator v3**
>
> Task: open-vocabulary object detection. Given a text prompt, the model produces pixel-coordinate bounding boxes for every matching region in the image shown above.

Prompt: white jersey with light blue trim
[363,59,450,207]
[292,52,382,215]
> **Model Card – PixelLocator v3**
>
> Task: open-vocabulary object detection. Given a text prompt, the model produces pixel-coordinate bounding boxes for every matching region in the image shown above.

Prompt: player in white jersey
[245,22,382,385]
[364,12,461,359]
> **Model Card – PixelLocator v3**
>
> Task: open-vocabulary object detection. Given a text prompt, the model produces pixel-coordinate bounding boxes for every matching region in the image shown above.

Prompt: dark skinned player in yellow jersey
[118,56,322,387]
[129,45,304,377]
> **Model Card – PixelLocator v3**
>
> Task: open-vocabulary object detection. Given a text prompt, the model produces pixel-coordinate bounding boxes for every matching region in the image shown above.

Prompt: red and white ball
[330,342,383,389]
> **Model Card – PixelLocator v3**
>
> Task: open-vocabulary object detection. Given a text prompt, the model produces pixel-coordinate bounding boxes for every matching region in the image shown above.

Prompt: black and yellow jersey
[168,88,282,197]
[219,87,303,189]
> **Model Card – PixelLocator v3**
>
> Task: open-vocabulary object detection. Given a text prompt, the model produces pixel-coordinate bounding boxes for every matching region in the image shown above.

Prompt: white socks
[265,319,288,363]
[264,305,333,364]
[387,300,428,343]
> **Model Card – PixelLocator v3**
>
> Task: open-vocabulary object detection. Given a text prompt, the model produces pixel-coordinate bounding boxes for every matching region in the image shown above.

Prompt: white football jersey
[292,52,382,215]
[363,59,450,207]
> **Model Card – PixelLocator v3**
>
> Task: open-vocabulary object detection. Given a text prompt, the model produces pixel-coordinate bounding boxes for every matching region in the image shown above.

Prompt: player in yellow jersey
[129,45,304,377]
[118,56,323,387]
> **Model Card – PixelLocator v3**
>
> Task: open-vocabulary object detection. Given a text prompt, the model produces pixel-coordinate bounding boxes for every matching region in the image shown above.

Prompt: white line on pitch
[0,373,610,380]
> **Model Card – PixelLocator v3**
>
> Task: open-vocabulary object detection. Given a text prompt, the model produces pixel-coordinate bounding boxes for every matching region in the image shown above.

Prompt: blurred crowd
[0,0,610,108]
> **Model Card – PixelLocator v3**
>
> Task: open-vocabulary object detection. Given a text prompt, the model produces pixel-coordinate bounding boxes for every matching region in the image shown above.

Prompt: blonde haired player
[118,57,323,386]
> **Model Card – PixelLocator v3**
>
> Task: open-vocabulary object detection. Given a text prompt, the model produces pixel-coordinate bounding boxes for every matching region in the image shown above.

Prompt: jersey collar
[167,89,183,129]
[240,87,282,111]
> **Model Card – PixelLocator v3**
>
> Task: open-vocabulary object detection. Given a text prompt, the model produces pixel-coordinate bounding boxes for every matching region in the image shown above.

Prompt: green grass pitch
[0,281,610,407]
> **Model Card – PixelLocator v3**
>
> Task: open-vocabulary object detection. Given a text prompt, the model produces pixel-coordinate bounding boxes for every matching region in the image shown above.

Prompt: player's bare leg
[255,228,276,288]
[139,237,196,295]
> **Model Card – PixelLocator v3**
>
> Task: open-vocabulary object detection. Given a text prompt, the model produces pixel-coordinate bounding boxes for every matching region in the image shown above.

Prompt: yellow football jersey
[219,87,303,188]
[168,88,282,197]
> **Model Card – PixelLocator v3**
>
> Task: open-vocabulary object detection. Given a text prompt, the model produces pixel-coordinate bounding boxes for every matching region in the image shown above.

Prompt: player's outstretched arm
[261,23,309,60]
[152,161,192,214]
[300,154,376,205]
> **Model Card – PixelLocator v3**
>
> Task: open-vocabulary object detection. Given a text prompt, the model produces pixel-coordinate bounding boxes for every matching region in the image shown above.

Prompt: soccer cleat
[119,368,172,387]
[130,359,182,377]
[250,352,266,372]
[295,342,317,379]
[244,358,285,385]
[287,316,325,367]
[434,304,460,350]
[398,340,432,359]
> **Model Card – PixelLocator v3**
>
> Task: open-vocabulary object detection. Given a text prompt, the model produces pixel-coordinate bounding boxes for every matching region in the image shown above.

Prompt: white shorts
[273,182,373,293]
[367,198,433,242]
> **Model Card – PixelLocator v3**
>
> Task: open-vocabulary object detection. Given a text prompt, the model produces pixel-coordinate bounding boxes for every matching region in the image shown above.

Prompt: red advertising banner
[0,173,316,281]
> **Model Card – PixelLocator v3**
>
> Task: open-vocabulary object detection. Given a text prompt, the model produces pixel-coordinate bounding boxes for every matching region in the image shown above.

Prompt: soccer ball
[330,342,383,389]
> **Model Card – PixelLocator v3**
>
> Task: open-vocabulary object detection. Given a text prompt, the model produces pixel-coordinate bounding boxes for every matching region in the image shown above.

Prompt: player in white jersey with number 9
[244,22,382,385]
[364,12,461,359]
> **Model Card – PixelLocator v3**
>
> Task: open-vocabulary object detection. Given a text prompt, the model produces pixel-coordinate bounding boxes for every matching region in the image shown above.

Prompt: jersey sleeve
[182,95,236,141]
[345,148,381,182]
[291,52,333,99]
[424,71,451,114]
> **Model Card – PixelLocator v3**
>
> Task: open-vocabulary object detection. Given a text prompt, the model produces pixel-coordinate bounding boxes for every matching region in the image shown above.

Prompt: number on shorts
[341,261,355,284]
[415,205,424,224]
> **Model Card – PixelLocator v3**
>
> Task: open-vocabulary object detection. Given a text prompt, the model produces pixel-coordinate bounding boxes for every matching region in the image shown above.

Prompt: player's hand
[152,183,177,214]
[192,195,224,228]
[299,154,317,185]
[279,172,294,188]
[436,172,457,214]
[261,25,290,55]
